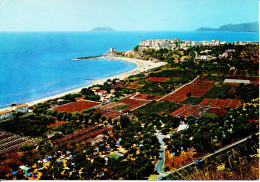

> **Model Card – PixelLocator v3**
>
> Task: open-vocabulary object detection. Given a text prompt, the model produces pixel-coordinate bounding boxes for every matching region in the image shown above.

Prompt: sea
[0,31,258,108]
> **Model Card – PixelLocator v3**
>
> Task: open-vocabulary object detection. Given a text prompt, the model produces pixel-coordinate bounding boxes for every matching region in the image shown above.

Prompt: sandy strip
[0,56,166,111]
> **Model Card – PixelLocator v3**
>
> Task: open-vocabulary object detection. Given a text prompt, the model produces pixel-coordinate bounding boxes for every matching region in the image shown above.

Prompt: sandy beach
[0,56,166,111]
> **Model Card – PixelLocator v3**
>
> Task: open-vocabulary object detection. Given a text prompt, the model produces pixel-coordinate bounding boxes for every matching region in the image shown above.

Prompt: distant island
[90,26,115,31]
[196,21,259,32]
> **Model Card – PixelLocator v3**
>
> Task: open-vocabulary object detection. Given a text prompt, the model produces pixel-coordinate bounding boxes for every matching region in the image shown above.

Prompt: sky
[0,0,258,31]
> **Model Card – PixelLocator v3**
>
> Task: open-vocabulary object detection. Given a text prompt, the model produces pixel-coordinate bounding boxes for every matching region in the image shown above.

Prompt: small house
[91,87,101,94]
[98,90,107,96]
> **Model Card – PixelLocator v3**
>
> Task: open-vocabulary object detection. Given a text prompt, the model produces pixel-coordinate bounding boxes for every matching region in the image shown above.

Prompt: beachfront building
[0,110,13,120]
[12,104,28,113]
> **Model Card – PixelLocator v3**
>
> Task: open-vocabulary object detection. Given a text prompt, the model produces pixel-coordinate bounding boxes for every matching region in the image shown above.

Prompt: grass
[134,101,180,114]
[182,97,203,105]
[115,104,131,110]
[167,155,259,180]
[108,153,120,159]
[202,113,218,118]
[202,85,233,99]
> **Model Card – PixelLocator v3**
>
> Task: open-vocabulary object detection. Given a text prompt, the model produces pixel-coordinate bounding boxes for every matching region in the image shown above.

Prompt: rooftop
[13,103,28,108]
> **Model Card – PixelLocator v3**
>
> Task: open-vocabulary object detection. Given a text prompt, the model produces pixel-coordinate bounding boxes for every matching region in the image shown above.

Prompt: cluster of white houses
[0,104,28,120]
[91,86,119,104]
[138,38,256,51]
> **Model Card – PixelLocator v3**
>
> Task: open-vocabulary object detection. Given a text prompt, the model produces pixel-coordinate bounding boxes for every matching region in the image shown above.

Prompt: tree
[119,115,130,129]
[18,143,36,152]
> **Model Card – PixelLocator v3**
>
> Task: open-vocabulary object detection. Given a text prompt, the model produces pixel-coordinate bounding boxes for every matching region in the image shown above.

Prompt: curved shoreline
[0,56,166,111]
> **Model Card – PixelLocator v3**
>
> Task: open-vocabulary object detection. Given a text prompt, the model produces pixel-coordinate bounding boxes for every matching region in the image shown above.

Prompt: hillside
[90,26,115,31]
[196,21,259,32]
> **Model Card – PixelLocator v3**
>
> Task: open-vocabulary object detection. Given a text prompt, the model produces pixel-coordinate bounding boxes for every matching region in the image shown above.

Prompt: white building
[220,41,228,45]
[177,122,189,132]
[195,55,208,61]
[12,104,28,113]
[199,39,219,46]
[224,79,251,84]
[108,48,116,53]
[97,90,107,96]
[101,94,115,103]
[0,110,13,120]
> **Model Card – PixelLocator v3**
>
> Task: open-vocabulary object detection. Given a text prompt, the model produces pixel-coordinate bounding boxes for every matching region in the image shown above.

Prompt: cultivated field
[52,100,101,113]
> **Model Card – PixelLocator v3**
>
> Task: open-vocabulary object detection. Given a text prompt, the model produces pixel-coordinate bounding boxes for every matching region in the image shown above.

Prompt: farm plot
[216,99,230,108]
[179,106,200,118]
[52,100,101,113]
[206,108,227,117]
[134,101,180,115]
[192,75,208,84]
[192,107,208,118]
[145,77,169,82]
[227,100,241,109]
[161,83,214,103]
[0,132,29,155]
[169,105,191,117]
[54,126,111,147]
[120,99,150,111]
[198,98,212,106]
[133,94,162,100]
[198,98,241,109]
[208,99,220,107]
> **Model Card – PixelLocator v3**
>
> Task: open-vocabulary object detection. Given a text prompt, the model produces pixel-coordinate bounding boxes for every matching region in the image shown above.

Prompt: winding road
[152,132,259,180]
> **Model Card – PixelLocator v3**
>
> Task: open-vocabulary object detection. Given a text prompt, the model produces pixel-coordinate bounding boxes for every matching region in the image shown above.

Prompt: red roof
[98,90,107,93]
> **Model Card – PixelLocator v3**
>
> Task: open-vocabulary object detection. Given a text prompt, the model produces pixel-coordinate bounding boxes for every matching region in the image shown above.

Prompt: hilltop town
[0,38,259,180]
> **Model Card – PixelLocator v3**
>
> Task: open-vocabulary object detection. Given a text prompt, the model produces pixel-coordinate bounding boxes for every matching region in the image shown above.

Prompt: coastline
[0,56,166,111]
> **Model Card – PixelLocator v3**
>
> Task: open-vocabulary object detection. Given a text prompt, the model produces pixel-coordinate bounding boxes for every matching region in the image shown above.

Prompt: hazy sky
[0,0,258,31]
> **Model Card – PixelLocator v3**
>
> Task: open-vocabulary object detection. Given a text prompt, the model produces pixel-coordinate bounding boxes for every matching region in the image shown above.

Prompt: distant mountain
[196,21,259,32]
[90,26,115,31]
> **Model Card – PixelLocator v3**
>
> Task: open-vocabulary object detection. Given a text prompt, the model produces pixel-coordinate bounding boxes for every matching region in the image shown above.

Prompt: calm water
[0,31,258,108]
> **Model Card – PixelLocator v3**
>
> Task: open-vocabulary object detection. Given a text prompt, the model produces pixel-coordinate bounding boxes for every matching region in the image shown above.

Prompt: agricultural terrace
[145,76,169,82]
[134,101,180,115]
[161,83,214,103]
[120,99,150,111]
[52,100,101,113]
[94,99,149,119]
[169,105,209,118]
[0,131,30,155]
[53,125,111,147]
[206,108,227,117]
[199,98,241,109]
[133,94,162,100]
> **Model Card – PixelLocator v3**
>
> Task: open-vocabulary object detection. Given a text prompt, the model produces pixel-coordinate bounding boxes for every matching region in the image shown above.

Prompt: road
[152,131,170,180]
[153,132,259,180]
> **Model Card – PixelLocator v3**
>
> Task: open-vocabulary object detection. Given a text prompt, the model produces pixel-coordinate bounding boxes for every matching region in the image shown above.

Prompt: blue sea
[0,31,258,108]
